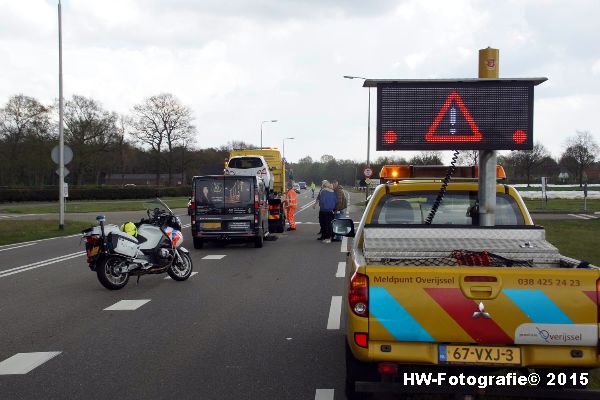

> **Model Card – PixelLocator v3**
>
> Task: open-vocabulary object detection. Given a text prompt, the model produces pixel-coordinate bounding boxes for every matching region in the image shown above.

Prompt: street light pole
[260,119,278,149]
[58,0,65,230]
[344,75,371,200]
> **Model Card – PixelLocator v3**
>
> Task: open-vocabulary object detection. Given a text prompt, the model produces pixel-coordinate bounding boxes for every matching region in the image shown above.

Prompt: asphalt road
[0,190,360,400]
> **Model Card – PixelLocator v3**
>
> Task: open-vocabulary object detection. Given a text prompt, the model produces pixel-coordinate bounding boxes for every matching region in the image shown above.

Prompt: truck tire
[193,237,204,249]
[345,340,375,400]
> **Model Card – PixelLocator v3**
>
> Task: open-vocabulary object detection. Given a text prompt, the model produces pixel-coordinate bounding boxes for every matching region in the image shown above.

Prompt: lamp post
[282,137,295,181]
[58,0,65,230]
[260,119,278,149]
[344,75,371,200]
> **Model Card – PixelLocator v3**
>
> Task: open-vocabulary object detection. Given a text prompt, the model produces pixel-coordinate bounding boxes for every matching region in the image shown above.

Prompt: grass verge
[0,220,93,246]
[524,198,600,212]
[535,218,600,266]
[0,197,189,214]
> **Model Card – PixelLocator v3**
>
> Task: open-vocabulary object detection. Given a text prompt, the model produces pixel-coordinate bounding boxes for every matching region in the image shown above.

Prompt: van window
[228,157,263,169]
[194,177,255,214]
[371,191,524,225]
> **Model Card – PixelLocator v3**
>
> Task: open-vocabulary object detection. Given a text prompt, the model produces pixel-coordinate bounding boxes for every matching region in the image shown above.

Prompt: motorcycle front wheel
[167,251,193,281]
[97,256,130,290]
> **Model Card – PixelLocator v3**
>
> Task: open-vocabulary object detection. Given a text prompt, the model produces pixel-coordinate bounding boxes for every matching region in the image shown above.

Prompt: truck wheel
[345,340,375,400]
[193,237,203,249]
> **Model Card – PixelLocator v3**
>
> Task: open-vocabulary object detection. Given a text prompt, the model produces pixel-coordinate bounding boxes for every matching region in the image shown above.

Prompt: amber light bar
[379,165,506,180]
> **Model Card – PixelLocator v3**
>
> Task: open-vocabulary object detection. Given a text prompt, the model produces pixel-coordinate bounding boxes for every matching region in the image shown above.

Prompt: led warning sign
[372,78,546,151]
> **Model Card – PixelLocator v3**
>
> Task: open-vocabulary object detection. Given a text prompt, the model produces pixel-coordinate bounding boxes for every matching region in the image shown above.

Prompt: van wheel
[254,226,264,248]
[193,238,203,249]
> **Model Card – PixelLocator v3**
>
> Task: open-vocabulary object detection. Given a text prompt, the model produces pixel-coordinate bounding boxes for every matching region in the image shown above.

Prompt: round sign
[363,167,373,178]
[51,145,73,165]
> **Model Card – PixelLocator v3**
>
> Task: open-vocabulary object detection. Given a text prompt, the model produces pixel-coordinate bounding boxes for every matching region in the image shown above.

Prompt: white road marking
[336,262,345,278]
[314,389,334,400]
[580,214,598,219]
[164,271,198,279]
[340,237,348,253]
[0,251,85,278]
[0,233,80,250]
[0,242,37,253]
[182,223,191,228]
[202,255,226,260]
[295,200,317,215]
[0,352,61,375]
[327,296,342,330]
[569,213,590,220]
[104,299,151,311]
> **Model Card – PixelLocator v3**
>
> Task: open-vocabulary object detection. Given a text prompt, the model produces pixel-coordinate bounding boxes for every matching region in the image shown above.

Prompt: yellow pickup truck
[333,165,599,398]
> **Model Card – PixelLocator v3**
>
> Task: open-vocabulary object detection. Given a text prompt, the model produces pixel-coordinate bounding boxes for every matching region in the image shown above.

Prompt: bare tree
[132,93,195,185]
[512,142,550,187]
[64,95,119,185]
[0,94,53,185]
[561,131,599,187]
[409,151,443,165]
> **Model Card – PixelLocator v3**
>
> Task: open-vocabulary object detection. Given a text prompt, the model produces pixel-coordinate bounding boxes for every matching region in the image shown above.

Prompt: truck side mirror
[332,218,355,237]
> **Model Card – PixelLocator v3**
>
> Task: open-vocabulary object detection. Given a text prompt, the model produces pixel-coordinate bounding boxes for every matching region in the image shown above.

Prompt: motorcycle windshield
[143,198,174,216]
[194,177,255,215]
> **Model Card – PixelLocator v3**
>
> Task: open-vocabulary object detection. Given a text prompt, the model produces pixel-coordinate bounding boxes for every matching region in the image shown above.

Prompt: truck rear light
[597,278,600,324]
[354,332,368,348]
[350,272,369,317]
[464,276,498,282]
[378,362,398,375]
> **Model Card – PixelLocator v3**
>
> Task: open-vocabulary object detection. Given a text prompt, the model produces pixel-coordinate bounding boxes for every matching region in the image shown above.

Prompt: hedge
[0,186,191,203]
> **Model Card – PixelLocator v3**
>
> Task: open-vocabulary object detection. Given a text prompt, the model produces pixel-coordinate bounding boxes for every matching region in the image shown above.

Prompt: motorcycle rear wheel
[167,251,193,281]
[97,256,129,290]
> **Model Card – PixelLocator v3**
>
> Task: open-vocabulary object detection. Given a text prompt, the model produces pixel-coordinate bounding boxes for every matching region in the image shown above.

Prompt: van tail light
[255,193,259,211]
[349,272,369,317]
[378,362,398,375]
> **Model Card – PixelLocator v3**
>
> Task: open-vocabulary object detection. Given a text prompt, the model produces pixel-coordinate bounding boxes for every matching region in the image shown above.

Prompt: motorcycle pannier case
[108,232,138,258]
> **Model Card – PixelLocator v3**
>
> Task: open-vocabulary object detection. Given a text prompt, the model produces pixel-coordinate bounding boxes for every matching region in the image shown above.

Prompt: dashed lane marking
[340,237,348,253]
[104,299,151,311]
[327,296,342,330]
[568,214,591,220]
[202,255,226,260]
[314,389,334,400]
[336,262,345,278]
[0,251,85,278]
[164,271,198,279]
[0,352,61,375]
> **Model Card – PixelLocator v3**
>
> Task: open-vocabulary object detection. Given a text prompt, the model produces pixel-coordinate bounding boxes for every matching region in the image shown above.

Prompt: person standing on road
[313,180,327,236]
[284,180,297,231]
[332,180,347,242]
[317,181,336,243]
[310,181,316,198]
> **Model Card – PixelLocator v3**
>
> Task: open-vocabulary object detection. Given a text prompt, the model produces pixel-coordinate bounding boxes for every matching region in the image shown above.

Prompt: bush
[0,186,191,203]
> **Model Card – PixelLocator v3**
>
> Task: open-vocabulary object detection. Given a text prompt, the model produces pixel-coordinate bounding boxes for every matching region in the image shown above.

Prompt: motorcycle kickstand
[136,275,141,284]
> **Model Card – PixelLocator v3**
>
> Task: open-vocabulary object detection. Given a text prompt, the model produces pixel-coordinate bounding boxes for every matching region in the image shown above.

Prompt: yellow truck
[333,165,600,398]
[227,149,287,233]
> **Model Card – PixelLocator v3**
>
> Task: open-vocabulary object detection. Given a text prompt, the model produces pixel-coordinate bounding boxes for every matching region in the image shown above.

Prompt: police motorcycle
[82,198,193,290]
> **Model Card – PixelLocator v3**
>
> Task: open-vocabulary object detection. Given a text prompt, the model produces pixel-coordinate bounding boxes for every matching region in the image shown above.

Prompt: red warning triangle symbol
[425,91,483,142]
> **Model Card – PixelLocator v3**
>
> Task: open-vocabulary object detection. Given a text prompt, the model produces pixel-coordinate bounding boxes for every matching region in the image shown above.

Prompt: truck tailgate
[367,266,599,347]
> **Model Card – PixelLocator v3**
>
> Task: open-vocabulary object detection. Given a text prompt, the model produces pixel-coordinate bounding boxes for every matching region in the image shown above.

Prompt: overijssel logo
[535,327,582,343]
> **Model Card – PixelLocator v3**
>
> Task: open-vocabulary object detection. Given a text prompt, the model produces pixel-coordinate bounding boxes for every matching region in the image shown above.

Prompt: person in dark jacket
[317,181,336,243]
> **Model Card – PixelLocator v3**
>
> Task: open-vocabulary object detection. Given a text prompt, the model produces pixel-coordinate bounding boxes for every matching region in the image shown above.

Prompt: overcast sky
[1,0,599,163]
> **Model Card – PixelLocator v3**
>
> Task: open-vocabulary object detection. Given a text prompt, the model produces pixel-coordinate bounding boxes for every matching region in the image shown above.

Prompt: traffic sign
[51,145,73,164]
[363,167,373,178]
[56,168,70,177]
[369,78,546,151]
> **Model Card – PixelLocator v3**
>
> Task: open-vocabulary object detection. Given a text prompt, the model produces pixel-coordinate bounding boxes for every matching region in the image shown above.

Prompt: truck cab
[190,175,268,249]
[335,165,600,398]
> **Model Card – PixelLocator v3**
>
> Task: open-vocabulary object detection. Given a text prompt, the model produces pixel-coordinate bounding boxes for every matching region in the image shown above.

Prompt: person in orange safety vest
[284,180,297,231]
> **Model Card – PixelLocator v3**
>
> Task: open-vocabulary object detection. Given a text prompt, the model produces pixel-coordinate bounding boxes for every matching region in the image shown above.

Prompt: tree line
[1,93,598,188]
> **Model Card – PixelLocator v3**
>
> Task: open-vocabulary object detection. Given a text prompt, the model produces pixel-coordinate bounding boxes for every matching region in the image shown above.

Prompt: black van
[190,175,268,249]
